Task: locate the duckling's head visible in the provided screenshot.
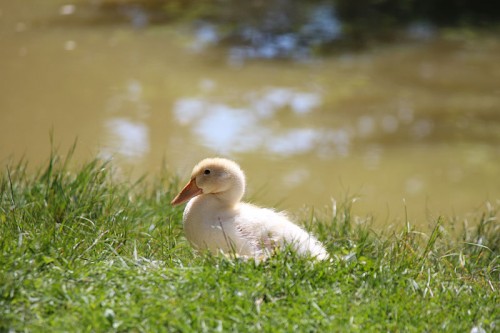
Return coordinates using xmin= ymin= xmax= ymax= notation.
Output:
xmin=171 ymin=158 xmax=246 ymax=206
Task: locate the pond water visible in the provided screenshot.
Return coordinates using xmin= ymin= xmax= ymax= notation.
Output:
xmin=1 ymin=0 xmax=499 ymax=227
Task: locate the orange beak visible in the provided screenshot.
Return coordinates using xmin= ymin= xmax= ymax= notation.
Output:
xmin=171 ymin=178 xmax=203 ymax=206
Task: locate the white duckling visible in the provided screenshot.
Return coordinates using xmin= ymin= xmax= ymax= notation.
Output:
xmin=171 ymin=158 xmax=328 ymax=260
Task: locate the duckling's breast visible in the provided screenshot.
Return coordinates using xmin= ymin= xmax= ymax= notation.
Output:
xmin=182 ymin=195 xmax=256 ymax=255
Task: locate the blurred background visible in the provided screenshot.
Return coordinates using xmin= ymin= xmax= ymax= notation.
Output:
xmin=1 ymin=0 xmax=499 ymax=226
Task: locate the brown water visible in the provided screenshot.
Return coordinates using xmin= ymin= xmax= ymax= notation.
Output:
xmin=1 ymin=1 xmax=499 ymax=226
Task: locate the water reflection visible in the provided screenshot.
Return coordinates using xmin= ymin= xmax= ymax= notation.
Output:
xmin=119 ymin=5 xmax=150 ymax=28
xmin=186 ymin=2 xmax=343 ymax=63
xmin=192 ymin=23 xmax=219 ymax=53
xmin=173 ymin=87 xmax=342 ymax=156
xmin=101 ymin=80 xmax=150 ymax=160
xmin=174 ymin=99 xmax=264 ymax=155
xmin=251 ymin=88 xmax=321 ymax=115
xmin=172 ymin=82 xmax=439 ymax=159
xmin=267 ymin=128 xmax=318 ymax=155
xmin=59 ymin=4 xmax=76 ymax=16
xmin=227 ymin=4 xmax=341 ymax=64
xmin=406 ymin=22 xmax=436 ymax=41
xmin=101 ymin=118 xmax=150 ymax=159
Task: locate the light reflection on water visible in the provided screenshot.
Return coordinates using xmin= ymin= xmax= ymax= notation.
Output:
xmin=172 ymin=87 xmax=355 ymax=157
xmin=100 ymin=80 xmax=151 ymax=160
xmin=101 ymin=118 xmax=149 ymax=159
xmin=226 ymin=3 xmax=342 ymax=64
xmin=172 ymin=83 xmax=436 ymax=161
xmin=185 ymin=2 xmax=344 ymax=64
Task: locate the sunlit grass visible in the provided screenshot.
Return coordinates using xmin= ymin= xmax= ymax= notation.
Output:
xmin=0 ymin=152 xmax=498 ymax=332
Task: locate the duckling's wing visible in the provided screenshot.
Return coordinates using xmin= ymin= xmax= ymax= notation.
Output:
xmin=236 ymin=203 xmax=329 ymax=260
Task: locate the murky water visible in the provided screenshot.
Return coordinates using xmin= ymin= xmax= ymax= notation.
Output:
xmin=1 ymin=1 xmax=499 ymax=226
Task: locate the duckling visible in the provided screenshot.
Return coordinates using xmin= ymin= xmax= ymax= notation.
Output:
xmin=171 ymin=158 xmax=328 ymax=260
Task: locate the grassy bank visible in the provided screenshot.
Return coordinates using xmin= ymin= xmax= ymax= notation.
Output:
xmin=0 ymin=154 xmax=498 ymax=332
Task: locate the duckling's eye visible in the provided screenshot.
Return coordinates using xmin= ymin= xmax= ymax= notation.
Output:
xmin=203 ymin=169 xmax=211 ymax=175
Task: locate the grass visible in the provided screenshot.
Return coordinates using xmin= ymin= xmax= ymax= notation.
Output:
xmin=0 ymin=153 xmax=498 ymax=332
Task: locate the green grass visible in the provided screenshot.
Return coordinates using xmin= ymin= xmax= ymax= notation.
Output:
xmin=1 ymin=153 xmax=498 ymax=332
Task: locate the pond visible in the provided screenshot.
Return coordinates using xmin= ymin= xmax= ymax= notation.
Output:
xmin=1 ymin=0 xmax=499 ymax=227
